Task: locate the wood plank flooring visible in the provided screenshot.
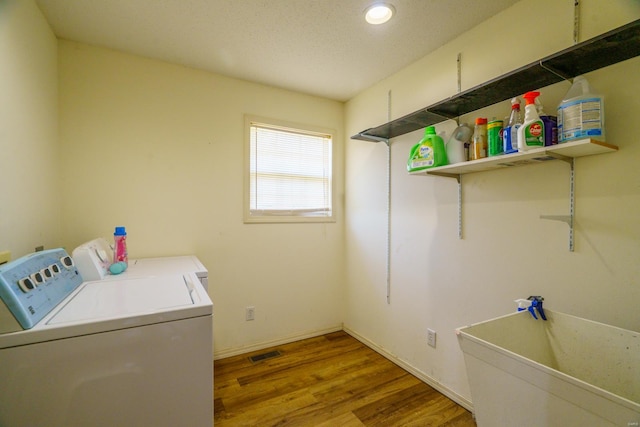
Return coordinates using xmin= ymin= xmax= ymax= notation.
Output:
xmin=214 ymin=331 xmax=476 ymax=426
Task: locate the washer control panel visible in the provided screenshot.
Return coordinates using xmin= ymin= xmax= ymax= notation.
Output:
xmin=0 ymin=248 xmax=83 ymax=332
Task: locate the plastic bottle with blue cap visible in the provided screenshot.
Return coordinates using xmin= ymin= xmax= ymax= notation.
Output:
xmin=110 ymin=226 xmax=128 ymax=275
xmin=113 ymin=226 xmax=128 ymax=268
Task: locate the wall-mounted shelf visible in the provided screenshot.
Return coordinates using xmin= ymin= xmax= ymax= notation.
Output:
xmin=410 ymin=138 xmax=618 ymax=178
xmin=410 ymin=138 xmax=618 ymax=251
xmin=351 ymin=19 xmax=640 ymax=142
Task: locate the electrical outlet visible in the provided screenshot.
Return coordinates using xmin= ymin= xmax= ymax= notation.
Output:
xmin=246 ymin=306 xmax=255 ymax=321
xmin=427 ymin=329 xmax=437 ymax=348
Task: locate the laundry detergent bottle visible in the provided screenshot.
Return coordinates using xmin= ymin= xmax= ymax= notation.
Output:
xmin=517 ymin=91 xmax=545 ymax=151
xmin=113 ymin=226 xmax=128 ymax=266
xmin=557 ymin=75 xmax=604 ymax=142
xmin=407 ymin=126 xmax=448 ymax=172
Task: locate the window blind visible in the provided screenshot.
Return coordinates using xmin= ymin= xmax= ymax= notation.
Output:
xmin=249 ymin=123 xmax=332 ymax=218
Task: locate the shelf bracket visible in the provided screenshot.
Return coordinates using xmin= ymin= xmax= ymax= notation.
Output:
xmin=539 ymin=61 xmax=574 ymax=83
xmin=544 ymin=151 xmax=572 ymax=164
xmin=540 ymin=157 xmax=576 ymax=251
xmin=428 ymin=172 xmax=461 ymax=181
xmin=540 ymin=215 xmax=572 ymax=225
xmin=357 ymin=133 xmax=390 ymax=145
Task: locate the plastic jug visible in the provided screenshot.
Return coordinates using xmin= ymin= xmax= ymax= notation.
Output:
xmin=557 ymin=75 xmax=604 ymax=142
xmin=407 ymin=126 xmax=448 ymax=172
xmin=446 ymin=124 xmax=472 ymax=164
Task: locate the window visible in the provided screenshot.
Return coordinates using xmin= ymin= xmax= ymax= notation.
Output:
xmin=245 ymin=116 xmax=334 ymax=223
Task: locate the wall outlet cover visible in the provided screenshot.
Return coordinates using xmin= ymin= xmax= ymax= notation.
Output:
xmin=427 ymin=329 xmax=437 ymax=348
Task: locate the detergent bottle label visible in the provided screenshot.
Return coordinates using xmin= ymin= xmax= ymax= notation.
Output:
xmin=410 ymin=144 xmax=434 ymax=168
xmin=558 ymin=98 xmax=603 ymax=141
xmin=523 ymin=121 xmax=544 ymax=147
xmin=503 ymin=124 xmax=520 ymax=153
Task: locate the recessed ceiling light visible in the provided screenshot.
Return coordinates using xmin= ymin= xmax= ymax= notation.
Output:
xmin=365 ymin=3 xmax=395 ymax=25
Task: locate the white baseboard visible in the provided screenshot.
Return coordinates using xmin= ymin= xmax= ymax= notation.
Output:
xmin=213 ymin=324 xmax=343 ymax=360
xmin=343 ymin=326 xmax=474 ymax=412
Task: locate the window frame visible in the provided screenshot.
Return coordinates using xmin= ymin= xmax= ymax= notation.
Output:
xmin=243 ymin=115 xmax=336 ymax=224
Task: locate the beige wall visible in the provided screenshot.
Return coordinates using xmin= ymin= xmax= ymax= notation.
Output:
xmin=58 ymin=41 xmax=346 ymax=357
xmin=0 ymin=0 xmax=59 ymax=257
xmin=345 ymin=0 xmax=640 ymax=405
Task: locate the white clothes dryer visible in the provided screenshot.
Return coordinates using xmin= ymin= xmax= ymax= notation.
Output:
xmin=0 ymin=249 xmax=213 ymax=427
xmin=72 ymin=238 xmax=209 ymax=290
xmin=126 ymin=255 xmax=209 ymax=290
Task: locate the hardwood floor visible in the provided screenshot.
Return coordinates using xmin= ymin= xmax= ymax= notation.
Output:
xmin=214 ymin=331 xmax=476 ymax=426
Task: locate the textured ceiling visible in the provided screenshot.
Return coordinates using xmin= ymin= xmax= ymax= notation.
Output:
xmin=36 ymin=0 xmax=521 ymax=102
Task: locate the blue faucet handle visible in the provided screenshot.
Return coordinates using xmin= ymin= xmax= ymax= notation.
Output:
xmin=528 ymin=296 xmax=547 ymax=321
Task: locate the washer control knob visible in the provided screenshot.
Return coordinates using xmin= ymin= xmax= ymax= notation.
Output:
xmin=41 ymin=267 xmax=53 ymax=280
xmin=60 ymin=256 xmax=74 ymax=269
xmin=18 ymin=277 xmax=36 ymax=293
xmin=30 ymin=271 xmax=45 ymax=285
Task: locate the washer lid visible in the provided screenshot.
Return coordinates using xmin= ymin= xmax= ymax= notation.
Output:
xmin=48 ymin=274 xmax=195 ymax=325
xmin=0 ymin=273 xmax=212 ymax=349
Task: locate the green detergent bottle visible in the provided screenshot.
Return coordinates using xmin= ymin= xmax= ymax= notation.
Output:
xmin=407 ymin=126 xmax=448 ymax=172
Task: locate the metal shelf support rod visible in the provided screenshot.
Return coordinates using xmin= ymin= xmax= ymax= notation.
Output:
xmin=540 ymin=157 xmax=575 ymax=251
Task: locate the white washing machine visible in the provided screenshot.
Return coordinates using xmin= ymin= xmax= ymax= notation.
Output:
xmin=0 ymin=248 xmax=213 ymax=427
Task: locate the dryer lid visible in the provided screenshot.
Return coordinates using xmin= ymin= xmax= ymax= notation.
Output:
xmin=127 ymin=256 xmax=207 ymax=278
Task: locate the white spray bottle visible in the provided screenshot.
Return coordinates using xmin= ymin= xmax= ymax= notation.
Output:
xmin=517 ymin=91 xmax=545 ymax=151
